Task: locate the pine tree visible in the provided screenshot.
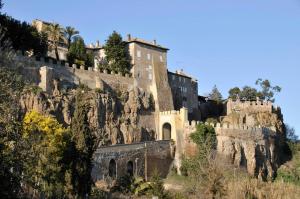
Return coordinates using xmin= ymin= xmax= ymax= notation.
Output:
xmin=70 ymin=89 xmax=95 ymax=198
xmin=208 ymin=85 xmax=223 ymax=102
xmin=103 ymin=31 xmax=131 ymax=74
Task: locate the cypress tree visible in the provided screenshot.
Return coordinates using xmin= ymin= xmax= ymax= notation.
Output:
xmin=70 ymin=89 xmax=95 ymax=198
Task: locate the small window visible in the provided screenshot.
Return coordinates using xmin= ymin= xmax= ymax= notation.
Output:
xmin=149 ymin=65 xmax=152 ymax=70
xmin=137 ymin=50 xmax=141 ymax=58
xmin=149 ymin=73 xmax=152 ymax=80
xmin=183 ymin=78 xmax=186 ymax=83
xmin=172 ymin=75 xmax=175 ymax=80
xmin=179 ymin=77 xmax=182 ymax=82
xmin=160 ymin=55 xmax=163 ymax=62
xmin=147 ymin=53 xmax=151 ymax=60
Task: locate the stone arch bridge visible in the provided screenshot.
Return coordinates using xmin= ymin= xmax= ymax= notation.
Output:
xmin=92 ymin=140 xmax=175 ymax=182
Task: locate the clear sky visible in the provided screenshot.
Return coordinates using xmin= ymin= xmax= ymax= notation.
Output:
xmin=2 ymin=0 xmax=300 ymax=136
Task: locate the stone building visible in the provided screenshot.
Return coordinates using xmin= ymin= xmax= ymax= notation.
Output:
xmin=167 ymin=69 xmax=200 ymax=120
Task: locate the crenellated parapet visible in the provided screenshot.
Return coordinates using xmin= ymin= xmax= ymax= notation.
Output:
xmin=226 ymin=97 xmax=278 ymax=115
xmin=183 ymin=120 xmax=274 ymax=138
xmin=14 ymin=54 xmax=133 ymax=78
xmin=159 ymin=108 xmax=187 ymax=116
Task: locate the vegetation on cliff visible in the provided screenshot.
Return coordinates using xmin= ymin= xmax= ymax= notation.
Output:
xmin=228 ymin=78 xmax=281 ymax=102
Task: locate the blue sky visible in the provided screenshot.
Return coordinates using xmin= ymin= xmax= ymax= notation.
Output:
xmin=3 ymin=0 xmax=300 ymax=136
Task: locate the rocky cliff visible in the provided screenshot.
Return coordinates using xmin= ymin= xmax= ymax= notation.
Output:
xmin=19 ymin=85 xmax=156 ymax=146
xmin=216 ymin=99 xmax=288 ymax=180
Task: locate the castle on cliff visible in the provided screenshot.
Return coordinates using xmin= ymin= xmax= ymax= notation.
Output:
xmin=16 ymin=19 xmax=284 ymax=181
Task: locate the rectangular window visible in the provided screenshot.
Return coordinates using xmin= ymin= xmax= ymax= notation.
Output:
xmin=137 ymin=50 xmax=141 ymax=58
xmin=160 ymin=55 xmax=163 ymax=62
xmin=172 ymin=75 xmax=175 ymax=80
xmin=179 ymin=77 xmax=182 ymax=82
xmin=149 ymin=65 xmax=152 ymax=70
xmin=147 ymin=53 xmax=151 ymax=60
xmin=149 ymin=73 xmax=152 ymax=80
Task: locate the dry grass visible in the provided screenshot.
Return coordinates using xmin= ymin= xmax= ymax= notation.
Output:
xmin=226 ymin=177 xmax=300 ymax=199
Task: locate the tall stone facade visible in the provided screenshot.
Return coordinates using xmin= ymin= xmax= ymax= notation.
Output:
xmin=168 ymin=70 xmax=200 ymax=120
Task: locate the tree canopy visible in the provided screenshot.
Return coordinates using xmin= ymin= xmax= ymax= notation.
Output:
xmin=64 ymin=26 xmax=79 ymax=50
xmin=70 ymin=88 xmax=95 ymax=198
xmin=22 ymin=111 xmax=71 ymax=198
xmin=45 ymin=23 xmax=65 ymax=60
xmin=103 ymin=31 xmax=131 ymax=73
xmin=67 ymin=36 xmax=94 ymax=67
xmin=0 ymin=14 xmax=47 ymax=55
xmin=228 ymin=78 xmax=281 ymax=102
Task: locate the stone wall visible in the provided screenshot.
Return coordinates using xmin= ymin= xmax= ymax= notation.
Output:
xmin=15 ymin=55 xmax=134 ymax=92
xmin=92 ymin=140 xmax=175 ymax=182
xmin=226 ymin=98 xmax=277 ymax=115
xmin=168 ymin=71 xmax=199 ymax=116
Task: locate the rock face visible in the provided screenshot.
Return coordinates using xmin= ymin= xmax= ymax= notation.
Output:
xmin=19 ymin=86 xmax=155 ymax=146
xmin=216 ymin=127 xmax=279 ymax=180
xmin=216 ymin=98 xmax=287 ymax=180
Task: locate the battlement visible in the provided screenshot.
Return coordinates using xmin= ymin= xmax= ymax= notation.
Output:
xmin=226 ymin=98 xmax=279 ymax=114
xmin=184 ymin=121 xmax=273 ymax=135
xmin=14 ymin=54 xmax=133 ymax=79
xmin=159 ymin=107 xmax=188 ymax=116
xmin=160 ymin=110 xmax=181 ymax=116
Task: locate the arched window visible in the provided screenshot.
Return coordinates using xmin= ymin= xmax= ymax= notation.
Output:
xmin=127 ymin=161 xmax=134 ymax=176
xmin=162 ymin=123 xmax=172 ymax=140
xmin=109 ymin=159 xmax=117 ymax=178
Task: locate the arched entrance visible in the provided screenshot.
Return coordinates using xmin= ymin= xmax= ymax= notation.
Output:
xmin=127 ymin=161 xmax=134 ymax=176
xmin=162 ymin=123 xmax=172 ymax=140
xmin=109 ymin=159 xmax=117 ymax=178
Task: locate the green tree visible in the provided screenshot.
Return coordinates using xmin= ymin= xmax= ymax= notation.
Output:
xmin=68 ymin=36 xmax=86 ymax=64
xmin=103 ymin=31 xmax=131 ymax=73
xmin=0 ymin=15 xmax=47 ymax=55
xmin=208 ymin=85 xmax=223 ymax=102
xmin=64 ymin=26 xmax=79 ymax=50
xmin=45 ymin=23 xmax=64 ymax=60
xmin=0 ymin=35 xmax=24 ymax=198
xmin=228 ymin=87 xmax=241 ymax=100
xmin=67 ymin=36 xmax=94 ymax=67
xmin=240 ymin=86 xmax=258 ymax=101
xmin=256 ymin=78 xmax=281 ymax=102
xmin=70 ymin=88 xmax=95 ymax=198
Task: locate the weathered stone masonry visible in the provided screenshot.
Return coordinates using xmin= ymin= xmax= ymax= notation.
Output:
xmin=92 ymin=140 xmax=175 ymax=182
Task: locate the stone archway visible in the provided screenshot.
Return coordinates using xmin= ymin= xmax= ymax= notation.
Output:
xmin=162 ymin=123 xmax=172 ymax=140
xmin=127 ymin=161 xmax=134 ymax=176
xmin=109 ymin=159 xmax=117 ymax=178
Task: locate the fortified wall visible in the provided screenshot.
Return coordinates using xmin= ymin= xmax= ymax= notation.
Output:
xmin=15 ymin=55 xmax=134 ymax=92
xmin=92 ymin=140 xmax=175 ymax=182
xmin=226 ymin=97 xmax=279 ymax=115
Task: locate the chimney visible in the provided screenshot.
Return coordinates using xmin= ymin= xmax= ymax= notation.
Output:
xmin=153 ymin=39 xmax=157 ymax=45
xmin=127 ymin=34 xmax=131 ymax=41
xmin=96 ymin=40 xmax=100 ymax=47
